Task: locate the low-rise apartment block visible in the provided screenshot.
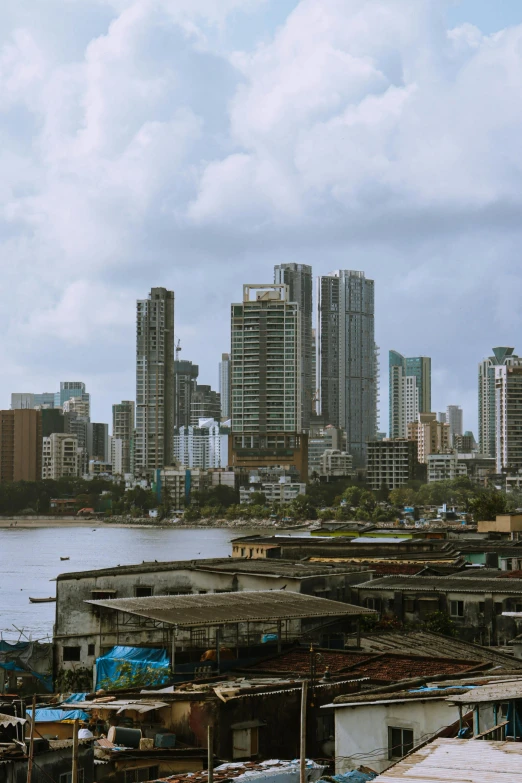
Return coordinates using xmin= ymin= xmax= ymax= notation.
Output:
xmin=367 ymin=438 xmax=419 ymax=490
xmin=42 ymin=433 xmax=80 ymax=479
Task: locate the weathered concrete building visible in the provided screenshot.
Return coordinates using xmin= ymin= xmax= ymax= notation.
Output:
xmin=54 ymin=559 xmax=373 ymax=677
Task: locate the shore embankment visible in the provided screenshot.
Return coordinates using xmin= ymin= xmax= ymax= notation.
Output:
xmin=0 ymin=516 xmax=312 ymax=530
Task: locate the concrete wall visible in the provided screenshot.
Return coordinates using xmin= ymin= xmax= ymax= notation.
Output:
xmin=478 ymin=515 xmax=522 ymax=533
xmin=334 ymin=700 xmax=461 ymax=774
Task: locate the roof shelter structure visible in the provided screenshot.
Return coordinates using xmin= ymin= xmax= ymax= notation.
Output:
xmin=372 ymin=737 xmax=522 ymax=782
xmin=86 ymin=591 xmax=375 ymax=671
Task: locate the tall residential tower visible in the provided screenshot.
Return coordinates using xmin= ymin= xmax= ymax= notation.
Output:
xmin=274 ymin=264 xmax=313 ymax=430
xmin=230 ymin=284 xmax=307 ymax=478
xmin=389 ymin=351 xmax=419 ymax=439
xmin=317 ymin=270 xmax=377 ymax=466
xmin=135 ymin=287 xmax=175 ymax=473
xmin=479 ymin=347 xmax=519 ymax=458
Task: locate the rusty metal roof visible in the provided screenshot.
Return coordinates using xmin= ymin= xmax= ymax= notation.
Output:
xmin=86 ymin=590 xmax=375 ymax=627
xmin=356 ymin=575 xmax=522 ymax=593
xmin=373 ymin=737 xmax=522 ymax=782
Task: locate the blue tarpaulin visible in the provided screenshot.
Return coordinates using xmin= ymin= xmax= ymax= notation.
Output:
xmin=95 ymin=646 xmax=170 ymax=690
xmin=27 ymin=709 xmax=90 ymax=723
xmin=0 ymin=641 xmax=53 ymax=693
xmin=63 ymin=693 xmax=89 ymax=703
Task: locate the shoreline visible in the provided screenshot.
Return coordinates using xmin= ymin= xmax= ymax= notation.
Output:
xmin=0 ymin=517 xmax=312 ymax=531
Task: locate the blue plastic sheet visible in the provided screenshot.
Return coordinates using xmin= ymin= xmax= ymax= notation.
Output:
xmin=27 ymin=709 xmax=90 ymax=723
xmin=95 ymin=645 xmax=170 ymax=690
xmin=0 ymin=641 xmax=53 ymax=693
xmin=63 ymin=693 xmax=89 ymax=703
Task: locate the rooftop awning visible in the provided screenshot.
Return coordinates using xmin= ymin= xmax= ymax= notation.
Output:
xmin=0 ymin=713 xmax=26 ymax=727
xmin=86 ymin=590 xmax=375 ymax=628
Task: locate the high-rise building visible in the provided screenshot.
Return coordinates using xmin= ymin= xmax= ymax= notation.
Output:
xmin=62 ymin=396 xmax=90 ymax=419
xmin=11 ymin=392 xmax=56 ymax=409
xmin=389 ymin=351 xmax=419 ymax=439
xmin=367 ymin=439 xmax=419 ymax=491
xmin=42 ymin=433 xmax=80 ymax=479
xmin=174 ymin=360 xmax=199 ymax=429
xmin=479 ymin=347 xmax=519 ymax=458
xmin=0 ymin=409 xmax=42 ymax=482
xmin=317 ymin=270 xmax=377 ymax=466
xmin=219 ymin=353 xmax=231 ymax=420
xmin=403 ymin=357 xmax=431 ymax=413
xmin=112 ymin=401 xmax=135 ymax=475
xmin=408 ymin=412 xmax=450 ymax=464
xmin=446 ymin=405 xmax=463 ymax=446
xmin=274 ymin=263 xmax=313 ymax=430
xmin=311 ymin=328 xmax=317 ymax=415
xmin=230 ymin=283 xmax=308 ymax=478
xmin=135 ymin=287 xmax=175 ymax=473
xmin=110 ymin=437 xmax=124 ymax=476
xmin=55 ymin=382 xmax=89 ymax=411
xmin=495 ymin=363 xmax=522 ymax=473
xmin=190 ymin=385 xmax=221 ymax=425
xmin=174 ymin=419 xmax=229 ymax=469
xmin=87 ymin=422 xmax=109 ymax=462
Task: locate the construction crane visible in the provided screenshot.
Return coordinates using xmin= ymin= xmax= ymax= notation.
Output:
xmin=175 ymin=339 xmax=182 ymax=355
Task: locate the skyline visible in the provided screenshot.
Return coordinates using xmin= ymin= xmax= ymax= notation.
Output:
xmin=3 ymin=1 xmax=522 ymax=432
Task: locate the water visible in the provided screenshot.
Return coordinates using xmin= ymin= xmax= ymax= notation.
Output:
xmin=0 ymin=526 xmax=265 ymax=642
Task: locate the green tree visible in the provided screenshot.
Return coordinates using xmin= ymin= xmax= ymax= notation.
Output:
xmin=469 ymin=490 xmax=508 ymax=522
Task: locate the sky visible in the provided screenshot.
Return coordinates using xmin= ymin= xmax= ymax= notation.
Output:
xmin=2 ymin=0 xmax=522 ymax=434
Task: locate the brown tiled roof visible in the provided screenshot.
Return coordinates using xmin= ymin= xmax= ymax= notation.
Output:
xmin=246 ymin=647 xmax=374 ymax=674
xmin=345 ymin=654 xmax=481 ymax=682
xmin=498 ymin=570 xmax=522 ymax=578
xmin=369 ymin=563 xmax=425 ymax=576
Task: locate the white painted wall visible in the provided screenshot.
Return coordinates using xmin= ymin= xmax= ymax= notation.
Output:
xmin=334 ymin=699 xmax=461 ymax=774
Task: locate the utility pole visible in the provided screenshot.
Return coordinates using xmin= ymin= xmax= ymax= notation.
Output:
xmin=26 ymin=694 xmax=36 ymax=783
xmin=300 ymin=680 xmax=308 ymax=783
xmin=72 ymin=719 xmax=79 ymax=783
xmin=207 ymin=724 xmax=214 ymax=783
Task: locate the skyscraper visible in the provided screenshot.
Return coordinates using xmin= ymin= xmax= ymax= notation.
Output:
xmin=174 ymin=360 xmax=199 ymax=428
xmin=446 ymin=405 xmax=463 ymax=446
xmin=495 ymin=363 xmax=522 ymax=473
xmin=135 ymin=287 xmax=175 ymax=473
xmin=219 ymin=353 xmax=231 ymax=420
xmin=389 ymin=351 xmax=419 ymax=439
xmin=274 ymin=263 xmax=313 ymax=430
xmin=190 ymin=385 xmax=221 ymax=425
xmin=479 ymin=347 xmax=519 ymax=458
xmin=112 ymin=401 xmax=135 ymax=474
xmin=230 ymin=283 xmax=307 ymax=478
xmin=0 ymin=409 xmax=42 ymax=482
xmin=55 ymin=382 xmax=90 ymax=411
xmin=317 ymin=270 xmax=377 ymax=466
xmin=405 ymin=357 xmax=431 ymax=413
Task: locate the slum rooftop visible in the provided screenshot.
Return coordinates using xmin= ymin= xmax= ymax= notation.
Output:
xmin=373 ymin=737 xmax=522 ymax=783
xmin=56 ymin=556 xmax=372 ymax=580
xmin=87 ymin=590 xmax=376 ymax=627
xmin=355 ymin=574 xmax=522 ymax=592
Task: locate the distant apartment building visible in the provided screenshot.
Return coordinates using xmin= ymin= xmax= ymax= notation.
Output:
xmin=320 ymin=449 xmax=353 ymax=479
xmin=427 ymin=453 xmax=467 ymax=483
xmin=230 ymin=284 xmax=308 ymax=479
xmin=112 ymin=400 xmax=135 ymax=474
xmin=408 ymin=413 xmax=450 ymax=464
xmin=42 ymin=433 xmax=80 ymax=480
xmin=240 ymin=475 xmax=306 ymax=505
xmin=135 ymin=287 xmax=175 ymax=473
xmin=55 ymin=382 xmax=90 ymax=412
xmin=495 ymin=363 xmax=522 ymax=473
xmin=454 ymin=432 xmax=476 ymax=452
xmin=62 ymin=395 xmax=90 ymax=419
xmin=446 ymin=405 xmax=463 ymax=446
xmin=173 ymin=419 xmax=230 ymax=469
xmin=174 ymin=360 xmax=199 ymax=428
xmin=11 ymin=392 xmax=55 ymax=409
xmin=389 ymin=351 xmax=419 ymax=438
xmin=317 ymin=270 xmax=377 ymax=466
xmin=405 ymin=357 xmax=431 ymax=413
xmin=219 ymin=353 xmax=231 ymax=420
xmin=479 ymin=347 xmax=519 ymax=458
xmin=87 ymin=422 xmax=109 ymax=462
xmin=41 ymin=408 xmax=65 ymax=438
xmin=110 ymin=437 xmax=124 ymax=476
xmin=274 ymin=263 xmax=313 ymax=430
xmin=308 ymin=425 xmax=344 ymax=476
xmin=88 ymin=460 xmax=112 ymax=477
xmin=0 ymin=409 xmax=42 ymax=482
xmin=311 ymin=328 xmax=317 ymax=415
xmin=367 ymin=439 xmax=419 ymax=491
xmin=190 ymin=385 xmax=221 ymax=425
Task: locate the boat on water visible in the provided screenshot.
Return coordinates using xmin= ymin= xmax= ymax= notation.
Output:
xmin=60 ymin=556 xmax=70 ymax=561
xmin=29 ymin=597 xmax=56 ymax=604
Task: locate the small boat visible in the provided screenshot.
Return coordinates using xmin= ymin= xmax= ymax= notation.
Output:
xmin=60 ymin=556 xmax=70 ymax=561
xmin=29 ymin=597 xmax=56 ymax=604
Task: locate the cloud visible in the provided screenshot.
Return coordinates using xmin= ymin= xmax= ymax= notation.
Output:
xmin=0 ymin=0 xmax=522 ymax=430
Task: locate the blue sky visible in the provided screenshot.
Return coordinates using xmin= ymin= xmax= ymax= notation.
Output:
xmin=1 ymin=0 xmax=522 ymax=436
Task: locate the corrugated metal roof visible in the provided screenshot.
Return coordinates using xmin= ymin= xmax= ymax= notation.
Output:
xmin=86 ymin=590 xmax=375 ymax=627
xmin=0 ymin=713 xmax=25 ymax=727
xmin=58 ymin=557 xmax=367 ymax=581
xmin=356 ymin=575 xmax=522 ymax=593
xmin=373 ymin=737 xmax=522 ymax=782
xmin=448 ymin=679 xmax=522 ymax=704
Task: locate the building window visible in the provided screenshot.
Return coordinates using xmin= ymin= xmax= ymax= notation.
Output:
xmin=88 ymin=644 xmax=95 ymax=656
xmin=135 ymin=586 xmax=153 ymax=597
xmin=404 ymin=598 xmax=414 ymax=613
xmin=63 ymin=646 xmax=81 ymax=662
xmin=494 ymin=602 xmax=504 ymax=615
xmin=60 ymin=771 xmax=84 ymax=783
xmin=479 ymin=602 xmax=485 ymax=614
xmin=450 ymin=600 xmax=464 ymax=617
xmin=123 ymin=767 xmax=159 ymax=783
xmin=388 ymin=727 xmax=414 ymax=759
xmin=317 ymin=712 xmax=335 ymax=741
